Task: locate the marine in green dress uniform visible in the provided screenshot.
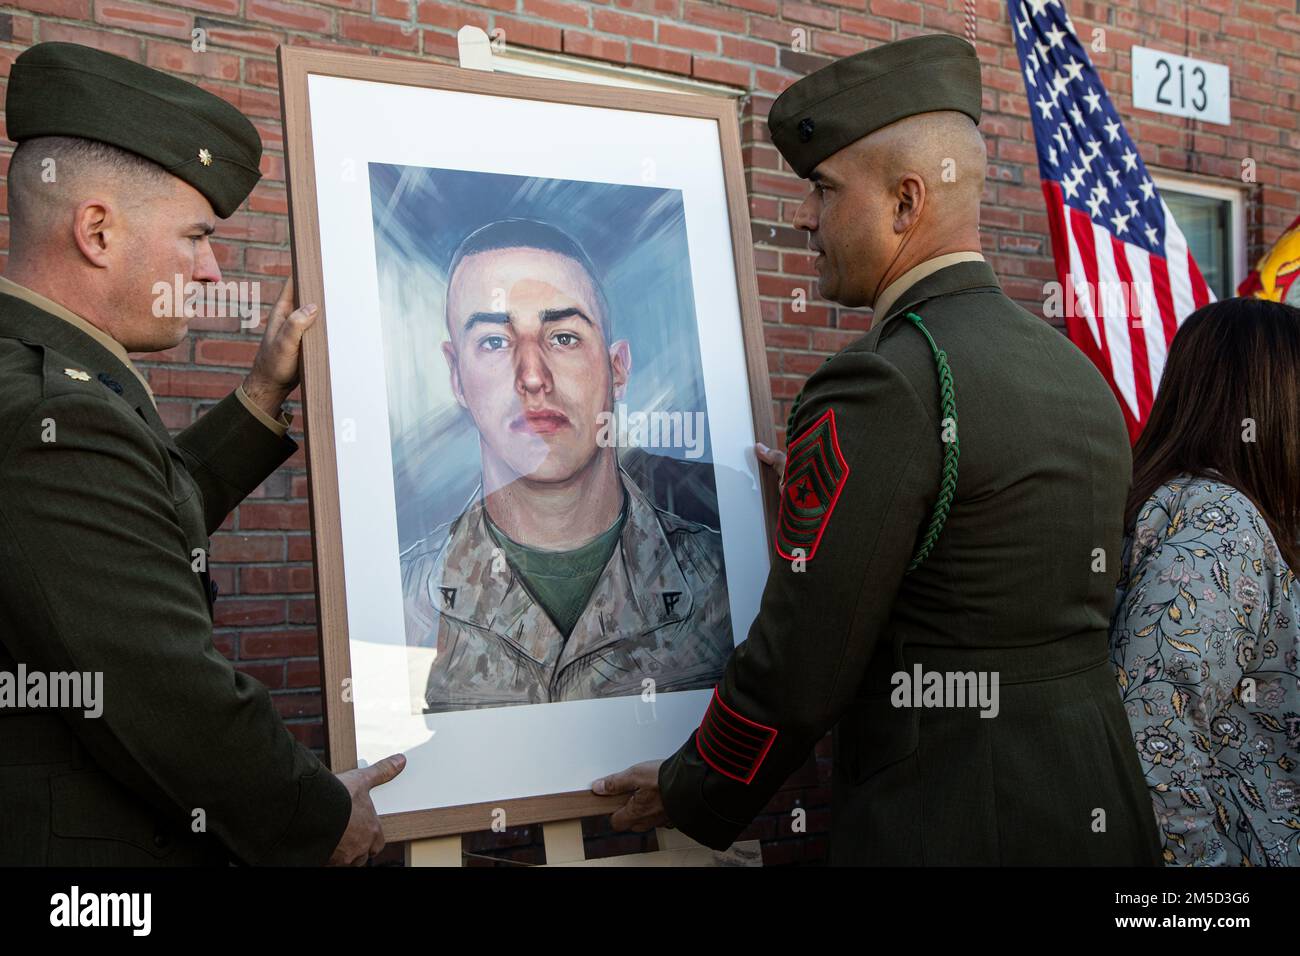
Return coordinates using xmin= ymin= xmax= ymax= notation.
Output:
xmin=0 ymin=43 xmax=400 ymax=865
xmin=594 ymin=35 xmax=1162 ymax=865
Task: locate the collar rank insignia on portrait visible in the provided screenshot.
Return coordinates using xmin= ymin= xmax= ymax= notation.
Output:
xmin=662 ymin=591 xmax=682 ymax=618
xmin=63 ymin=368 xmax=91 ymax=382
xmin=776 ymin=408 xmax=848 ymax=563
xmin=438 ymin=586 xmax=457 ymax=609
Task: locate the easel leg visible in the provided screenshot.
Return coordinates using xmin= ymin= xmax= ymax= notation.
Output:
xmin=405 ymin=835 xmax=464 ymax=866
xmin=542 ymin=819 xmax=586 ymax=863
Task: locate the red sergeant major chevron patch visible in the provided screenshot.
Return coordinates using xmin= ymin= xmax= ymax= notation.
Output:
xmin=776 ymin=408 xmax=848 ymax=562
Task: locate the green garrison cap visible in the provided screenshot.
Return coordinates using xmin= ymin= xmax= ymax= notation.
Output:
xmin=768 ymin=34 xmax=982 ymax=179
xmin=5 ymin=42 xmax=262 ymax=218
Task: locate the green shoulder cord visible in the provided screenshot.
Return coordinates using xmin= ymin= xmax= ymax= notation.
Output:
xmin=902 ymin=311 xmax=958 ymax=572
xmin=781 ymin=311 xmax=958 ymax=573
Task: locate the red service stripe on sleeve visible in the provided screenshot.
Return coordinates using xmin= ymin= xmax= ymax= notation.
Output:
xmin=694 ymin=688 xmax=778 ymax=785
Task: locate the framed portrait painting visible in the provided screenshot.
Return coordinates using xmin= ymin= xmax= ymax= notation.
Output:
xmin=278 ymin=46 xmax=777 ymax=840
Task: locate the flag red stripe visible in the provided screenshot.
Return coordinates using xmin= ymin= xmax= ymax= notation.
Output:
xmin=1147 ymin=252 xmax=1179 ymax=353
xmin=1042 ymin=182 xmax=1140 ymax=443
xmin=1067 ymin=205 xmax=1140 ymax=442
xmin=1188 ymin=249 xmax=1211 ymax=308
xmin=1109 ymin=233 xmax=1153 ymax=422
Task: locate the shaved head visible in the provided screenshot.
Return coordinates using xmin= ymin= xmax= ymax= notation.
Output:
xmin=848 ymin=110 xmax=986 ymax=225
xmin=8 ymin=136 xmax=171 ymax=252
xmin=793 ymin=110 xmax=987 ymax=311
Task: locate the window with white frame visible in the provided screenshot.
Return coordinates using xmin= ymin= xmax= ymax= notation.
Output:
xmin=1151 ymin=172 xmax=1246 ymax=300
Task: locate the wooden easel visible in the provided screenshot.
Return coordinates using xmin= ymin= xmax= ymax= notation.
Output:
xmin=405 ymin=822 xmax=760 ymax=867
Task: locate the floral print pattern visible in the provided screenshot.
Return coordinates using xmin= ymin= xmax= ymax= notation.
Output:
xmin=1110 ymin=476 xmax=1300 ymax=866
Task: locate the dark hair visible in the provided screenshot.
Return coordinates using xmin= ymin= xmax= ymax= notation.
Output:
xmin=1127 ymin=296 xmax=1300 ymax=569
xmin=444 ymin=217 xmax=610 ymax=340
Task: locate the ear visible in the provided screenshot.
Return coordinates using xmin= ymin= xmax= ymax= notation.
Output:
xmin=71 ymin=198 xmax=113 ymax=268
xmin=442 ymin=339 xmax=468 ymax=410
xmin=894 ymin=172 xmax=926 ymax=234
xmin=609 ymin=339 xmax=631 ymax=401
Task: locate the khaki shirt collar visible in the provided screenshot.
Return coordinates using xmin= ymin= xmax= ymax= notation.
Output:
xmin=430 ymin=468 xmax=694 ymax=669
xmin=0 ymin=275 xmax=155 ymax=404
xmin=871 ymin=251 xmax=986 ymax=324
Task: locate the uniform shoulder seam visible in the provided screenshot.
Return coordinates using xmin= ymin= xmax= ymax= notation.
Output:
xmin=797 ymin=344 xmax=929 ymax=428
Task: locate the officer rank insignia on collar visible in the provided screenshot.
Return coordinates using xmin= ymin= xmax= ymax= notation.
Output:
xmin=776 ymin=408 xmax=848 ymax=563
xmin=63 ymin=368 xmax=91 ymax=381
xmin=198 ymin=148 xmax=213 ymax=166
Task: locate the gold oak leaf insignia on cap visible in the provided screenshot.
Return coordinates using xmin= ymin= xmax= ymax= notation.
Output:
xmin=63 ymin=368 xmax=91 ymax=382
xmin=776 ymin=407 xmax=848 ymax=562
xmin=198 ymin=148 xmax=213 ymax=167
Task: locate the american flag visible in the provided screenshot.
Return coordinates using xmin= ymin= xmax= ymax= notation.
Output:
xmin=1009 ymin=0 xmax=1214 ymax=442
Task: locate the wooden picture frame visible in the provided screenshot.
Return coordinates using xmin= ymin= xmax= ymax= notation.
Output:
xmin=278 ymin=45 xmax=777 ymax=842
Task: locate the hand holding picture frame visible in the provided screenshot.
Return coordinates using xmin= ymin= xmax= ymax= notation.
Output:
xmin=278 ymin=45 xmax=777 ymax=842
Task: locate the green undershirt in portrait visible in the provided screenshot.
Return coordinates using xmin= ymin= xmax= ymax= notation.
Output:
xmin=484 ymin=490 xmax=628 ymax=638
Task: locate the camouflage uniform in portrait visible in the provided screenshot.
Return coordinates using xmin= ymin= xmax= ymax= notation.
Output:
xmin=401 ymin=469 xmax=733 ymax=711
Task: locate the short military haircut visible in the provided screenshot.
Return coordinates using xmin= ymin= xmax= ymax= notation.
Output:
xmin=445 ymin=217 xmax=611 ymax=342
xmin=8 ymin=135 xmax=172 ymax=241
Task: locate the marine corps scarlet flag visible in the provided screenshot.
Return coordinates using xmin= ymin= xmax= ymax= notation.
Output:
xmin=1238 ymin=212 xmax=1300 ymax=304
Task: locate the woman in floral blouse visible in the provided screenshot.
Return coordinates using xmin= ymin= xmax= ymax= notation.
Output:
xmin=1111 ymin=297 xmax=1299 ymax=866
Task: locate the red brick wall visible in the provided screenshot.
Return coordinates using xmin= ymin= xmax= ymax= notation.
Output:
xmin=1 ymin=0 xmax=1295 ymax=866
